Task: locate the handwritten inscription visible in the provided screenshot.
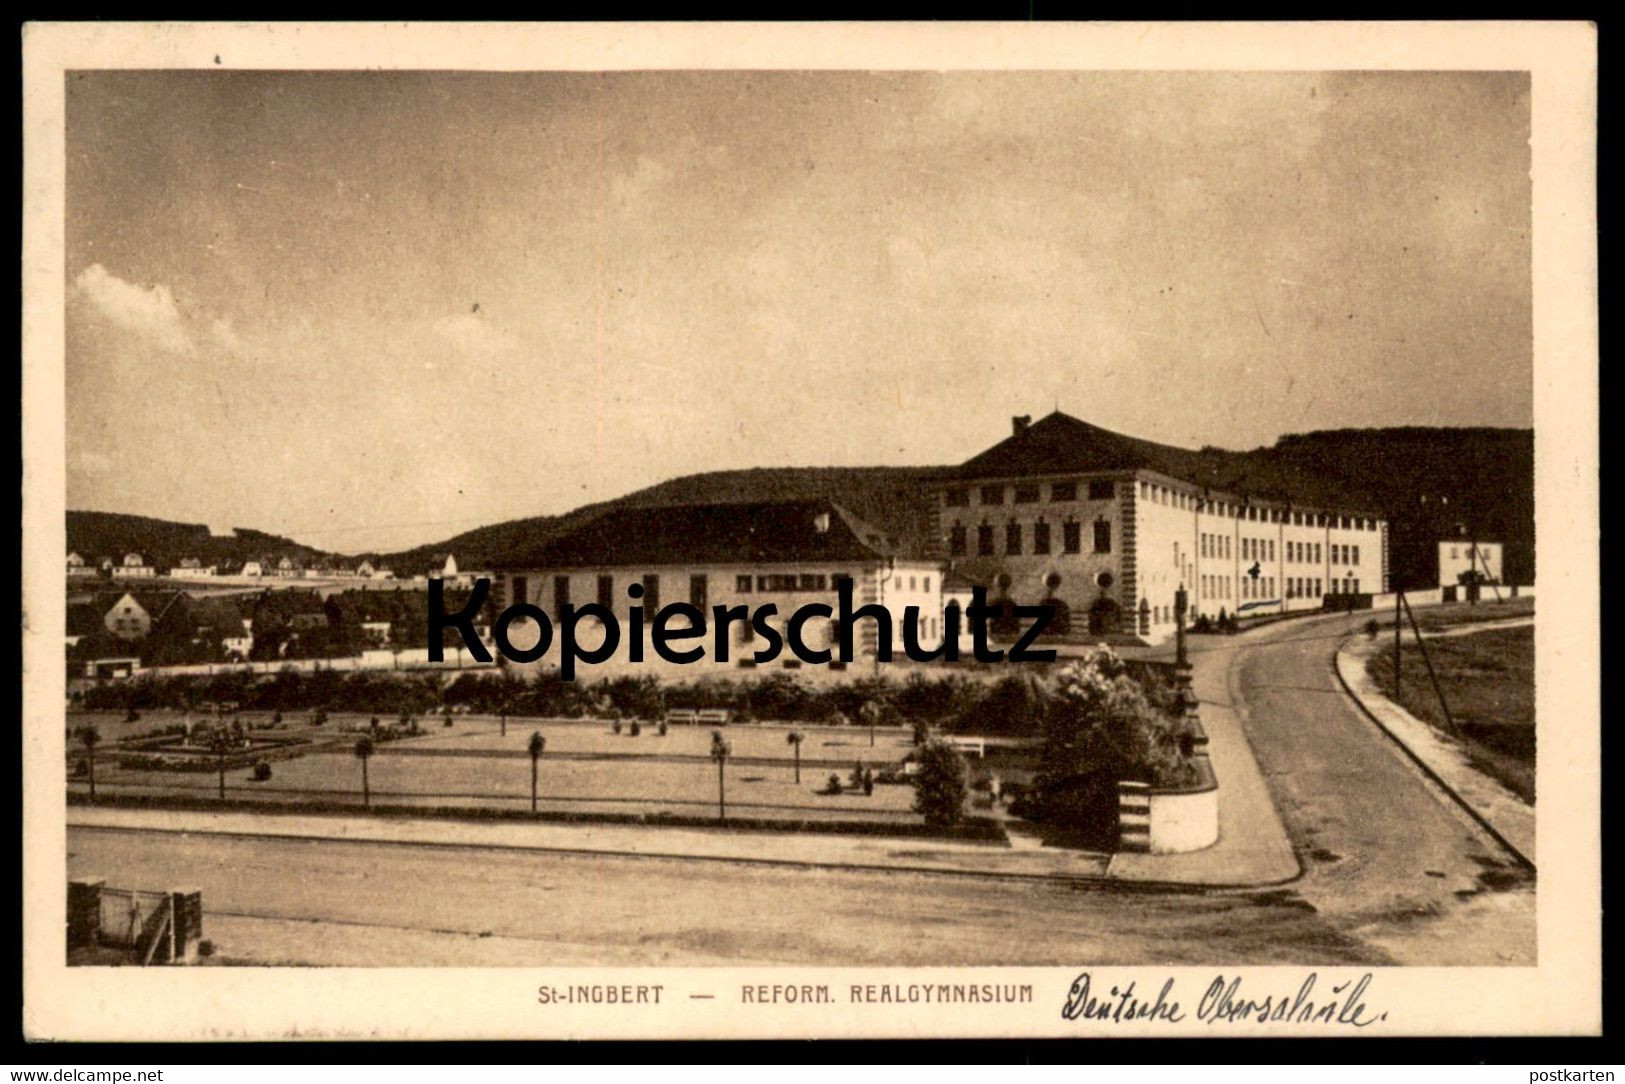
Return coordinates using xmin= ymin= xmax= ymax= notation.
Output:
xmin=1063 ymin=972 xmax=1387 ymax=1027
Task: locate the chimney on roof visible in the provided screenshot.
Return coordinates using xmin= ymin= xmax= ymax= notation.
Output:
xmin=1012 ymin=414 xmax=1033 ymax=437
xmin=812 ymin=512 xmax=831 ymax=534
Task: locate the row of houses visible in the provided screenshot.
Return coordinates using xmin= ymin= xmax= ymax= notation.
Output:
xmin=66 ymin=583 xmax=487 ymax=677
xmin=66 ymin=551 xmax=478 ymax=585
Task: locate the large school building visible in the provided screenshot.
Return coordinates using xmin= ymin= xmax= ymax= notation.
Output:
xmin=938 ymin=412 xmax=1389 ymax=642
xmin=491 ymin=411 xmax=1390 ymax=676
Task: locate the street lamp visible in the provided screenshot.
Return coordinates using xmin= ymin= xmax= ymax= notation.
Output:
xmin=710 ymin=731 xmax=732 ymax=823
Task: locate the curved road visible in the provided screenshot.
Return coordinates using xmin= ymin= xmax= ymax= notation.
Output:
xmin=66 ymin=612 xmax=1534 ymax=966
xmin=1212 ymin=611 xmax=1534 ymax=965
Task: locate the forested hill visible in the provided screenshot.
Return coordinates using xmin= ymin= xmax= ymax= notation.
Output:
xmin=1249 ymin=427 xmax=1534 ymax=588
xmin=68 ymin=426 xmax=1533 ymax=589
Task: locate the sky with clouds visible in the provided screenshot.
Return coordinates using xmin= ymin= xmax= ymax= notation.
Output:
xmin=65 ymin=70 xmax=1531 ymax=553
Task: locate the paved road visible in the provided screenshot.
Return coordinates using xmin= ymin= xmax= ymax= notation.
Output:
xmin=67 ymin=827 xmax=1382 ymax=967
xmin=1216 ymin=613 xmax=1534 ymax=965
xmin=65 ymin=611 xmax=1534 ymax=967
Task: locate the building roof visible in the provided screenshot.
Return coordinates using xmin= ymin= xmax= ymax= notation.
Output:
xmin=520 ymin=498 xmax=921 ymax=569
xmin=951 ymin=411 xmax=1382 ymax=515
xmin=952 ymin=412 xmax=1223 ymax=483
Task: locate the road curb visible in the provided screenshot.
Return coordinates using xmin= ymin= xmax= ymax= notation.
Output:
xmin=1330 ymin=635 xmax=1534 ymax=872
xmin=64 ymin=809 xmax=1308 ymax=895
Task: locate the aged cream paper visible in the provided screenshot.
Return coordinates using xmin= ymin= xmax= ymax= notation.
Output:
xmin=22 ymin=21 xmax=1598 ymax=1040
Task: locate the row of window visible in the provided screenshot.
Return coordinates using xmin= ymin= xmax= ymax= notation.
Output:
xmin=1285 ymin=578 xmax=1324 ymax=599
xmin=1200 ymin=533 xmax=1231 ymax=560
xmin=948 ymin=520 xmax=1111 ymax=558
xmin=945 ymin=480 xmax=1117 ymax=508
xmin=514 ymin=571 xmax=936 ymax=615
xmin=1139 ymin=481 xmax=1378 ymax=530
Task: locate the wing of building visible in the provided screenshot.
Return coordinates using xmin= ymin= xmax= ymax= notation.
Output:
xmin=493 ymin=497 xmax=949 ymax=679
xmin=938 ymin=412 xmax=1389 ymax=639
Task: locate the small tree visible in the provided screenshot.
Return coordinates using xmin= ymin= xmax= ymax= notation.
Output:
xmin=786 ymin=728 xmax=805 ymax=784
xmin=912 ymin=739 xmax=968 ymax=828
xmin=860 ymin=699 xmax=883 ymax=747
xmin=527 ymin=732 xmax=546 ymax=813
xmin=354 ymin=735 xmax=375 ymax=808
xmin=76 ymin=724 xmax=100 ymax=802
xmin=710 ymin=731 xmax=732 ymax=823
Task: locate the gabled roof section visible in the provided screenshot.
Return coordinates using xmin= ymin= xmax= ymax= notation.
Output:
xmin=951 ymin=412 xmax=1209 ymax=482
xmin=520 ymin=499 xmax=919 ymax=569
xmin=949 ymin=411 xmax=1381 ymax=513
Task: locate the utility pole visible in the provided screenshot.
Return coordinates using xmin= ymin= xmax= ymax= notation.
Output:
xmin=1393 ymin=590 xmax=1402 ymax=697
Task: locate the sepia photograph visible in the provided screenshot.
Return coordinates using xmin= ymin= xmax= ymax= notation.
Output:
xmin=21 ymin=22 xmax=1598 ymax=1041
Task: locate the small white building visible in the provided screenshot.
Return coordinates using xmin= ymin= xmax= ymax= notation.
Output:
xmin=66 ymin=552 xmax=98 ymax=577
xmin=172 ymin=557 xmax=217 ymax=578
xmin=110 ymin=552 xmax=156 ymax=579
xmin=1438 ymin=540 xmax=1503 ymax=588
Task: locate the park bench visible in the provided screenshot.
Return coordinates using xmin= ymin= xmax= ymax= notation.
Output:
xmin=946 ymin=736 xmax=986 ymax=759
xmin=664 ymin=708 xmax=698 ymax=726
xmin=695 ymin=708 xmax=733 ymax=726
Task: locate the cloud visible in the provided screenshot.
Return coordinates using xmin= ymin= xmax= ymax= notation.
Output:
xmin=72 ymin=263 xmax=194 ymax=354
xmin=430 ymin=311 xmax=520 ymax=359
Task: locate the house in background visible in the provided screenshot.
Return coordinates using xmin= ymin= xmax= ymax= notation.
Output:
xmin=173 ymin=556 xmax=218 ymax=578
xmin=103 ymin=592 xmax=153 ymax=640
xmin=110 ymin=552 xmax=156 ymax=579
xmin=276 ymin=556 xmax=303 ymax=579
xmin=1438 ymin=539 xmax=1504 ymax=596
xmin=240 ymin=558 xmax=267 ymax=578
xmin=66 ymin=552 xmax=98 ymax=578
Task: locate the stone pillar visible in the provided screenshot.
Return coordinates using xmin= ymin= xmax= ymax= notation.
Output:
xmin=1117 ymin=781 xmax=1151 ymax=853
xmin=170 ymin=888 xmax=203 ymax=962
xmin=67 ymin=878 xmax=103 ymax=950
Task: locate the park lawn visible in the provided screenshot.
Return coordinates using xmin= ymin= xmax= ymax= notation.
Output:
xmin=1366 ymin=625 xmax=1534 ymax=803
xmin=399 ymin=716 xmax=916 ymax=762
xmin=82 ymin=743 xmax=920 ymax=823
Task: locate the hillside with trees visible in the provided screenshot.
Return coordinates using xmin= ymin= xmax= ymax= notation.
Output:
xmin=65 ymin=512 xmax=344 ymax=570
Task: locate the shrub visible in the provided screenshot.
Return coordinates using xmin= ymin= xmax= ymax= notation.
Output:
xmin=629 ymin=721 xmax=642 ymax=737
xmin=949 ymin=673 xmax=1048 ymax=737
xmin=252 ymin=761 xmax=272 ymax=781
xmin=125 ymin=709 xmax=141 ymax=723
xmin=657 ymin=721 xmax=668 ymax=737
xmin=443 ymin=716 xmax=454 ymax=727
xmin=1026 ymin=646 xmax=1200 ymax=841
xmin=197 ymin=939 xmax=215 ymax=958
xmin=912 ymin=739 xmax=969 ymax=827
xmin=611 ymin=719 xmax=623 ymax=735
xmin=824 ymin=773 xmax=843 ymax=795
